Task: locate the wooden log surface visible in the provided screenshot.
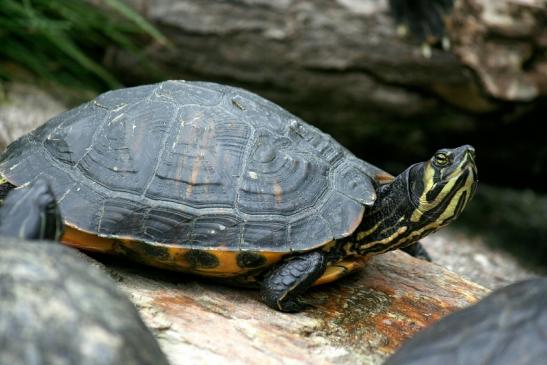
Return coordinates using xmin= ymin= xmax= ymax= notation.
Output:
xmin=104 ymin=250 xmax=489 ymax=365
xmin=115 ymin=0 xmax=547 ymax=109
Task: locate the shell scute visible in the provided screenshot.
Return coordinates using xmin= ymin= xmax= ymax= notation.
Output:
xmin=335 ymin=162 xmax=376 ymax=206
xmin=95 ymin=84 xmax=157 ymax=109
xmin=320 ymin=191 xmax=364 ymax=238
xmin=289 ymin=215 xmax=333 ymax=251
xmin=286 ymin=119 xmax=346 ymax=165
xmin=79 ymin=100 xmax=176 ymax=195
xmin=145 ymin=106 xmax=250 ymax=208
xmin=238 ymin=129 xmax=330 ymax=216
xmin=190 ymin=214 xmax=242 ymax=249
xmin=0 ymin=81 xmax=382 ymax=253
xmin=158 ymin=80 xmax=223 ymax=106
xmin=42 ymin=103 xmax=106 ymax=166
xmin=97 ymin=197 xmax=147 ymax=237
xmin=143 ymin=206 xmax=193 ymax=244
xmin=241 ymin=220 xmax=288 ymax=251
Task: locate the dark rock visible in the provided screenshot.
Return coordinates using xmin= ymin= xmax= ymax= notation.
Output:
xmin=385 ymin=277 xmax=547 ymax=365
xmin=0 ymin=238 xmax=169 ymax=365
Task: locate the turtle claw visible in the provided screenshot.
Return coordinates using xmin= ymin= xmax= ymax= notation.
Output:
xmin=276 ymin=297 xmax=314 ymax=313
xmin=260 ymin=251 xmax=327 ymax=312
xmin=401 ymin=242 xmax=432 ymax=262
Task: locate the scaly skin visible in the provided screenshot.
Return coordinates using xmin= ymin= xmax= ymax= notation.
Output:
xmin=261 ymin=251 xmax=326 ymax=312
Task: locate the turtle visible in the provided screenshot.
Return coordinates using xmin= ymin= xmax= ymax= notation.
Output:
xmin=0 ymin=178 xmax=62 ymax=240
xmin=0 ymin=80 xmax=478 ymax=312
xmin=385 ymin=277 xmax=547 ymax=365
xmin=0 ymin=183 xmax=169 ymax=365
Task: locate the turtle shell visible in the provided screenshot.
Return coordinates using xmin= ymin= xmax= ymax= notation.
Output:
xmin=0 ymin=81 xmax=385 ymax=253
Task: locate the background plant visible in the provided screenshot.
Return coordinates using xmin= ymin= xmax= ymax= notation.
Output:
xmin=0 ymin=0 xmax=165 ymax=90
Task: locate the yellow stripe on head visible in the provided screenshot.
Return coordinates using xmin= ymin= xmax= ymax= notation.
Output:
xmin=411 ymin=145 xmax=477 ymax=225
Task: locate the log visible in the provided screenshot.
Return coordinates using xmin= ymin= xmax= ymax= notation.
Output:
xmin=449 ymin=0 xmax=547 ymax=101
xmin=108 ymin=250 xmax=489 ymax=365
xmin=115 ymin=0 xmax=547 ymax=105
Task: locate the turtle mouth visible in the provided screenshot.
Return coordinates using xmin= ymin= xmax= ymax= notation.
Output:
xmin=455 ymin=150 xmax=478 ymax=196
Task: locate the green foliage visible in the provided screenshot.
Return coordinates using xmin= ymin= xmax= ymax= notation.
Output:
xmin=0 ymin=0 xmax=165 ymax=90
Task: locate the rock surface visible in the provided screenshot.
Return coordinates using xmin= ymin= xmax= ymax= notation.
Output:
xmin=103 ymin=250 xmax=489 ymax=365
xmin=0 ymin=83 xmax=65 ymax=150
xmin=0 ymin=238 xmax=169 ymax=365
xmin=422 ymin=229 xmax=542 ymax=290
xmin=385 ymin=277 xmax=547 ymax=365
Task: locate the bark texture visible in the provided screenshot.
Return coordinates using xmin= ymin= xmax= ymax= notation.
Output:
xmin=449 ymin=0 xmax=547 ymax=101
xmin=116 ymin=0 xmax=547 ymax=104
xmin=110 ymin=250 xmax=489 ymax=365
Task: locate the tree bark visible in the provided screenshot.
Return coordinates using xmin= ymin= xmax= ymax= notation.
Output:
xmin=116 ymin=0 xmax=547 ymax=105
xmin=112 ymin=250 xmax=489 ymax=365
xmin=449 ymin=0 xmax=547 ymax=101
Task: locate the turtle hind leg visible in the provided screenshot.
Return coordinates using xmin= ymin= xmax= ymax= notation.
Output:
xmin=260 ymin=251 xmax=327 ymax=312
xmin=0 ymin=178 xmax=63 ymax=240
xmin=401 ymin=241 xmax=432 ymax=262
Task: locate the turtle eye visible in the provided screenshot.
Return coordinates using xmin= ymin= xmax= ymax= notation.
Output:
xmin=433 ymin=152 xmax=450 ymax=167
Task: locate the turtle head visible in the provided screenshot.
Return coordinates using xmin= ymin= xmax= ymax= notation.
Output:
xmin=407 ymin=145 xmax=478 ymax=226
xmin=351 ymin=145 xmax=477 ymax=255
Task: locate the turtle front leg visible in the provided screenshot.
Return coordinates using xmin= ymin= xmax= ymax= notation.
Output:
xmin=260 ymin=251 xmax=327 ymax=312
xmin=401 ymin=241 xmax=432 ymax=262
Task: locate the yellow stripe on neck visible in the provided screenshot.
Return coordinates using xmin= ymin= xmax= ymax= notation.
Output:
xmin=411 ymin=160 xmax=469 ymax=223
xmin=401 ymin=171 xmax=475 ymax=247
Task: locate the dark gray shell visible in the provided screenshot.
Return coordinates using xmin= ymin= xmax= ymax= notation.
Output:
xmin=0 ymin=81 xmax=383 ymax=252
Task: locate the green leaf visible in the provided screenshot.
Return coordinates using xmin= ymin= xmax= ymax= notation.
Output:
xmin=0 ymin=0 xmax=165 ymax=90
xmin=100 ymin=0 xmax=167 ymax=45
